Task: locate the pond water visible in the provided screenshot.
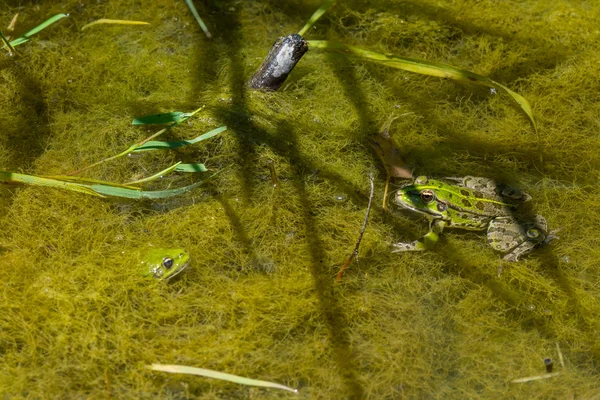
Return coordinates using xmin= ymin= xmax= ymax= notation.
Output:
xmin=1 ymin=0 xmax=599 ymax=398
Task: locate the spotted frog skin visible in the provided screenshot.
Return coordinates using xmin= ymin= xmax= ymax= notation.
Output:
xmin=138 ymin=248 xmax=190 ymax=280
xmin=391 ymin=176 xmax=555 ymax=261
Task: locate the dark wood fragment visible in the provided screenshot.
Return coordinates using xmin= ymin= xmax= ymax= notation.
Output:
xmin=248 ymin=34 xmax=308 ymax=91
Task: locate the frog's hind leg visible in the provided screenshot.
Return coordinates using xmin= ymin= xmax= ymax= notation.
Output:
xmin=392 ymin=219 xmax=446 ymax=252
xmin=487 ymin=215 xmax=548 ymax=262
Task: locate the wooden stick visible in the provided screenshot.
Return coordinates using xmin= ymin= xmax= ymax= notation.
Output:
xmin=248 ymin=34 xmax=308 ymax=91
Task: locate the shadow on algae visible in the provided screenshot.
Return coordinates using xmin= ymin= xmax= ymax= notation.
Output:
xmin=1 ymin=0 xmax=600 ymax=398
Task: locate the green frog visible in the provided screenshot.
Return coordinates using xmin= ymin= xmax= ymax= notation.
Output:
xmin=137 ymin=247 xmax=190 ymax=280
xmin=391 ymin=175 xmax=555 ymax=261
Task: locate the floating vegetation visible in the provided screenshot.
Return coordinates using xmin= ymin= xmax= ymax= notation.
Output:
xmin=148 ymin=364 xmax=298 ymax=393
xmin=69 ymin=107 xmax=218 ymax=175
xmin=184 ymin=0 xmax=211 ymax=38
xmin=3 ymin=13 xmax=68 ymax=48
xmin=0 ymin=168 xmax=215 ymax=199
xmin=132 ymin=111 xmax=195 ymax=125
xmin=298 ymin=0 xmax=336 ymax=36
xmin=511 ymin=343 xmax=566 ymax=384
xmin=308 ymin=40 xmax=537 ymax=131
xmin=80 ymin=19 xmax=150 ymax=31
xmin=6 ymin=13 xmax=19 ymax=32
xmin=133 ymin=126 xmax=226 ymax=152
xmin=0 ymin=107 xmax=225 ymax=199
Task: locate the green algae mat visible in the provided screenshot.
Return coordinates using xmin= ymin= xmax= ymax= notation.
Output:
xmin=1 ymin=0 xmax=600 ymax=398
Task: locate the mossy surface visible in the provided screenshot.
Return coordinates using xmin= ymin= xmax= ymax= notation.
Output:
xmin=1 ymin=0 xmax=599 ymax=398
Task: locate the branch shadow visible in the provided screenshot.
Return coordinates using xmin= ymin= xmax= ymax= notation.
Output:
xmin=188 ymin=1 xmax=365 ymax=396
xmin=0 ymin=63 xmax=51 ymax=210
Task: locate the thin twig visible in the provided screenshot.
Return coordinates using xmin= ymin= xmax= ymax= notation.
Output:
xmin=336 ymin=172 xmax=375 ymax=281
xmin=511 ymin=342 xmax=566 ymax=384
xmin=556 ymin=342 xmax=565 ymax=368
xmin=511 ymin=372 xmax=561 ymax=383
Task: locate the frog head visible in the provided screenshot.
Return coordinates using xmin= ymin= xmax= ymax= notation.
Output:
xmin=393 ymin=176 xmax=451 ymax=220
xmin=139 ymin=248 xmax=190 ymax=281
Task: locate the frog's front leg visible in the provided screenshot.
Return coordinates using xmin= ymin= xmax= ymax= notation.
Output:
xmin=392 ymin=219 xmax=447 ymax=252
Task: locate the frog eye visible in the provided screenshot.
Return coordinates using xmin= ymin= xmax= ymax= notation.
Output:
xmin=420 ymin=189 xmax=435 ymax=203
xmin=162 ymin=257 xmax=174 ymax=269
xmin=526 ymin=229 xmax=540 ymax=239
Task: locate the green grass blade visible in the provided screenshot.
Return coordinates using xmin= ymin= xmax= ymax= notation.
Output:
xmin=0 ymin=170 xmax=212 ymax=199
xmin=148 ymin=364 xmax=298 ymax=393
xmin=298 ymin=0 xmax=335 ymax=36
xmin=184 ymin=0 xmax=212 ymax=39
xmin=133 ymin=126 xmax=227 ymax=152
xmin=70 ymin=106 xmax=206 ymax=176
xmin=8 ymin=36 xmax=29 ymax=47
xmin=0 ymin=171 xmax=105 ymax=197
xmin=90 ymin=179 xmax=207 ymax=199
xmin=9 ymin=13 xmax=69 ymax=47
xmin=175 ymin=163 xmax=207 ymax=173
xmin=125 ymin=162 xmax=182 ymax=185
xmin=132 ymin=112 xmax=188 ymax=125
xmin=43 ymin=174 xmax=140 ymax=189
xmin=309 ymin=40 xmax=536 ymax=131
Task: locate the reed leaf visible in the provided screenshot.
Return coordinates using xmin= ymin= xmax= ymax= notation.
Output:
xmin=81 ymin=19 xmax=150 ymax=31
xmin=125 ymin=162 xmax=182 ymax=185
xmin=148 ymin=364 xmax=297 ymax=393
xmin=0 ymin=172 xmax=106 ymax=197
xmin=1 ymin=171 xmax=212 ymax=199
xmin=90 ymin=179 xmax=207 ymax=199
xmin=133 ymin=126 xmax=227 ymax=152
xmin=309 ymin=40 xmax=536 ymax=131
xmin=298 ymin=0 xmax=336 ymax=36
xmin=132 ymin=112 xmax=189 ymax=125
xmin=175 ymin=163 xmax=208 ymax=173
xmin=8 ymin=13 xmax=68 ymax=47
xmin=184 ymin=0 xmax=212 ymax=38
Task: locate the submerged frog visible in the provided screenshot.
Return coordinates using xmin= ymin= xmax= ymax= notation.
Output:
xmin=137 ymin=247 xmax=190 ymax=280
xmin=392 ymin=176 xmax=555 ymax=261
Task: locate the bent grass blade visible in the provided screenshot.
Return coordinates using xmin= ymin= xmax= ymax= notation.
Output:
xmin=148 ymin=364 xmax=298 ymax=393
xmin=174 ymin=163 xmax=208 ymax=173
xmin=8 ymin=13 xmax=68 ymax=47
xmin=133 ymin=126 xmax=227 ymax=152
xmin=124 ymin=163 xmax=209 ymax=185
xmin=0 ymin=171 xmax=106 ymax=197
xmin=298 ymin=0 xmax=336 ymax=36
xmin=1 ymin=170 xmax=214 ymax=199
xmin=90 ymin=179 xmax=208 ymax=199
xmin=69 ymin=106 xmax=207 ymax=176
xmin=184 ymin=0 xmax=212 ymax=38
xmin=309 ymin=41 xmax=537 ymax=132
xmin=125 ymin=162 xmax=182 ymax=185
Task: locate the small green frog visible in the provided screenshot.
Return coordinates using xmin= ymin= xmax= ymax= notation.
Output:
xmin=392 ymin=176 xmax=555 ymax=261
xmin=138 ymin=247 xmax=190 ymax=280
